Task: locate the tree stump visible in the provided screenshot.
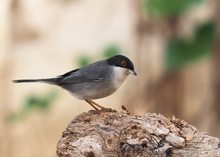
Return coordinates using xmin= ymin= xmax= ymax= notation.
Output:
xmin=56 ymin=108 xmax=220 ymax=157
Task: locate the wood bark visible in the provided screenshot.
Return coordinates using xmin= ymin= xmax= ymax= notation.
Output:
xmin=56 ymin=108 xmax=220 ymax=157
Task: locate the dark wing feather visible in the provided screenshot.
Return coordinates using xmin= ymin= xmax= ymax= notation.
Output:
xmin=57 ymin=61 xmax=107 ymax=85
xmin=58 ymin=69 xmax=79 ymax=77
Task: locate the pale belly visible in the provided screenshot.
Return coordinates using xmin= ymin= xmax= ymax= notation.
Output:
xmin=63 ymin=81 xmax=119 ymax=100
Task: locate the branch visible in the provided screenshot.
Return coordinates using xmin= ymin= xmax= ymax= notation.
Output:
xmin=56 ymin=108 xmax=220 ymax=157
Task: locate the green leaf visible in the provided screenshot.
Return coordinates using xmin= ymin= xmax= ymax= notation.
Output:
xmin=165 ymin=22 xmax=216 ymax=70
xmin=102 ymin=44 xmax=121 ymax=58
xmin=23 ymin=90 xmax=58 ymax=112
xmin=6 ymin=90 xmax=58 ymax=123
xmin=5 ymin=114 xmax=19 ymax=123
xmin=144 ymin=0 xmax=203 ymax=16
xmin=77 ymin=55 xmax=92 ymax=67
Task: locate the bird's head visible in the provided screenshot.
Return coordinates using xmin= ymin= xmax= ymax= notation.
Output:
xmin=106 ymin=55 xmax=137 ymax=76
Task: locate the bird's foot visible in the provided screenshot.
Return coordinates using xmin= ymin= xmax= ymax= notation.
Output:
xmin=85 ymin=99 xmax=115 ymax=111
xmin=100 ymin=107 xmax=116 ymax=112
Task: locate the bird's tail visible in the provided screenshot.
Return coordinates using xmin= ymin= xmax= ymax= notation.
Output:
xmin=13 ymin=78 xmax=57 ymax=85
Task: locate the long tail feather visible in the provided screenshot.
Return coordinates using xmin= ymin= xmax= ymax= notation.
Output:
xmin=13 ymin=78 xmax=57 ymax=84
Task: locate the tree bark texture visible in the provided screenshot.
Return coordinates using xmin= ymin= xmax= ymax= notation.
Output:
xmin=56 ymin=109 xmax=220 ymax=157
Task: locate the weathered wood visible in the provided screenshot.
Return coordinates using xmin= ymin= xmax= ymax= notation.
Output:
xmin=56 ymin=108 xmax=220 ymax=157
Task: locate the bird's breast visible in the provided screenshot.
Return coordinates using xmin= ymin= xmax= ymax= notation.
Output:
xmin=112 ymin=67 xmax=129 ymax=89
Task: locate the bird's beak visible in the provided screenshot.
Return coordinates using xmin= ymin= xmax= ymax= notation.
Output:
xmin=129 ymin=70 xmax=137 ymax=76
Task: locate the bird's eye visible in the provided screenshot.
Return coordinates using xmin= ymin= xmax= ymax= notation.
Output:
xmin=121 ymin=60 xmax=127 ymax=67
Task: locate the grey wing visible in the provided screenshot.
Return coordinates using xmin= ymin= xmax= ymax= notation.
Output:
xmin=57 ymin=61 xmax=107 ymax=85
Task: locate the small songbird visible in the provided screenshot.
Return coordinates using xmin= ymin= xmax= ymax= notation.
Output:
xmin=13 ymin=55 xmax=137 ymax=110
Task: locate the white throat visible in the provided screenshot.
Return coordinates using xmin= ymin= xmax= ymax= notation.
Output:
xmin=112 ymin=66 xmax=129 ymax=89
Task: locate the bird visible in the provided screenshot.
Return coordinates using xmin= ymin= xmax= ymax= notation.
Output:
xmin=13 ymin=55 xmax=137 ymax=110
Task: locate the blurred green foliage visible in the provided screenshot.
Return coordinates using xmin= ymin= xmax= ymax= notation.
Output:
xmin=6 ymin=90 xmax=58 ymax=122
xmin=143 ymin=0 xmax=216 ymax=70
xmin=102 ymin=44 xmax=121 ymax=58
xmin=144 ymin=0 xmax=203 ymax=16
xmin=77 ymin=55 xmax=92 ymax=67
xmin=22 ymin=90 xmax=58 ymax=111
xmin=77 ymin=44 xmax=121 ymax=67
xmin=165 ymin=22 xmax=216 ymax=70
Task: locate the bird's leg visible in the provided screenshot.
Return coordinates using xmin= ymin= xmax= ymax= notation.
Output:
xmin=89 ymin=99 xmax=106 ymax=110
xmin=85 ymin=99 xmax=99 ymax=110
xmin=85 ymin=99 xmax=106 ymax=110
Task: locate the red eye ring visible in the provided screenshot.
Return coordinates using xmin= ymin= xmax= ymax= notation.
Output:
xmin=121 ymin=60 xmax=127 ymax=67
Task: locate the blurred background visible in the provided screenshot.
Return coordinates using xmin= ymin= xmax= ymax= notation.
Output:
xmin=0 ymin=0 xmax=220 ymax=156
